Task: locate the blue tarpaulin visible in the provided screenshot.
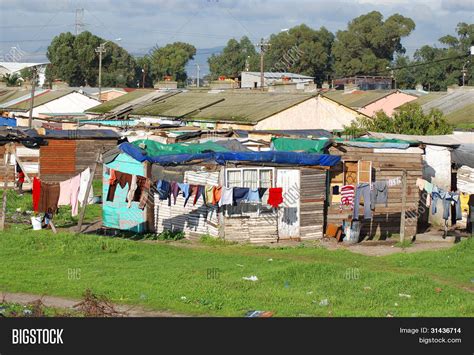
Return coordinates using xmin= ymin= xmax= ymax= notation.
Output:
xmin=119 ymin=142 xmax=341 ymax=167
xmin=0 ymin=117 xmax=16 ymax=127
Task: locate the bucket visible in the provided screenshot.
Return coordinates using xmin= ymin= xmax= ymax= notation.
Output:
xmin=31 ymin=216 xmax=42 ymax=230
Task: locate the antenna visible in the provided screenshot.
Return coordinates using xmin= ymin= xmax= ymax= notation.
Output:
xmin=75 ymin=8 xmax=85 ymax=35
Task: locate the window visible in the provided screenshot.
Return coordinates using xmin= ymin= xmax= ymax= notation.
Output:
xmin=225 ymin=168 xmax=274 ymax=189
xmin=343 ymin=160 xmax=372 ymax=185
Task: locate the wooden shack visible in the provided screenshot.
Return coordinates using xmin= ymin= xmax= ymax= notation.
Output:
xmin=154 ymin=165 xmax=328 ymax=243
xmin=39 ymin=130 xmax=119 ymax=182
xmin=326 ymin=143 xmax=424 ymax=239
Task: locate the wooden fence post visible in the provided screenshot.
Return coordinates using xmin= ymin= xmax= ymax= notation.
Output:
xmin=76 ymin=152 xmax=102 ymax=233
xmin=0 ymin=144 xmax=12 ymax=231
xmin=399 ymin=170 xmax=407 ymax=243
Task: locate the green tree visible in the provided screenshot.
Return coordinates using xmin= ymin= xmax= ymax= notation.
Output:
xmin=2 ymin=73 xmax=21 ymax=87
xmin=412 ymin=22 xmax=473 ymax=90
xmin=332 ymin=11 xmax=415 ymax=77
xmin=265 ymin=24 xmax=334 ymax=85
xmin=208 ymin=36 xmax=259 ymax=79
xmin=344 ymin=103 xmax=452 ymax=136
xmin=46 ymin=31 xmax=137 ymax=87
xmin=149 ymin=42 xmax=196 ymax=84
xmin=135 ymin=56 xmax=154 ymax=88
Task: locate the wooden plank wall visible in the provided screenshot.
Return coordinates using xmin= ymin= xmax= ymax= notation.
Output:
xmin=0 ymin=145 xmax=15 ymax=187
xmin=76 ymin=140 xmax=117 ymax=179
xmin=299 ymin=168 xmax=326 ymax=240
xmin=154 ymin=170 xmax=220 ymax=239
xmin=327 ymin=146 xmax=423 ymax=238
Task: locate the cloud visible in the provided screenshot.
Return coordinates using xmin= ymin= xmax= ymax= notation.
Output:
xmin=441 ymin=0 xmax=474 ymax=12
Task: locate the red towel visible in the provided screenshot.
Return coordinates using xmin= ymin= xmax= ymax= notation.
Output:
xmin=267 ymin=187 xmax=283 ymax=208
xmin=32 ymin=177 xmax=41 ymax=213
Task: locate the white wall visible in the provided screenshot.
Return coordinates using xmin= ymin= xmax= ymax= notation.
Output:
xmin=255 ymin=96 xmax=361 ymax=131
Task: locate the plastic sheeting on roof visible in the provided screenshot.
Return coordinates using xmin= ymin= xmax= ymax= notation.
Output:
xmin=451 ymin=144 xmax=474 ymax=168
xmin=119 ymin=142 xmax=341 ymax=167
xmin=0 ymin=117 xmax=16 ymax=127
xmin=271 ymin=137 xmax=330 ymax=153
xmin=132 ymin=139 xmax=229 ymax=156
xmin=335 ymin=137 xmax=414 ymax=149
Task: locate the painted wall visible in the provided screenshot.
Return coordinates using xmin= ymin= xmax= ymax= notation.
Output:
xmin=254 ymin=96 xmax=360 ymax=131
xmin=359 ymin=92 xmax=417 ymax=117
xmin=423 ymin=145 xmax=452 ymax=225
xmin=103 ymin=153 xmax=147 ymax=232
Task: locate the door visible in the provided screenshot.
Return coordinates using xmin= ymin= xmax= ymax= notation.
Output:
xmin=277 ymin=169 xmax=300 ymax=238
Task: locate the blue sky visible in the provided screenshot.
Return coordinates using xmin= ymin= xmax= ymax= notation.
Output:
xmin=0 ymin=0 xmax=472 ymax=75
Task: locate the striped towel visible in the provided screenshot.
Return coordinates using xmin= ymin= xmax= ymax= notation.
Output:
xmin=340 ymin=185 xmax=355 ymax=209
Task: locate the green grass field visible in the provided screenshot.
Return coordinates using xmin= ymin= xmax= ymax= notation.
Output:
xmin=0 ymin=224 xmax=472 ymax=317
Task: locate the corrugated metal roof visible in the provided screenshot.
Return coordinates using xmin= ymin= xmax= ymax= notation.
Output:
xmin=367 ymin=132 xmax=474 ymax=146
xmin=445 ymin=102 xmax=474 ymax=125
xmin=323 ymin=90 xmax=396 ymax=108
xmin=0 ymin=89 xmax=49 ymax=108
xmin=131 ymin=91 xmax=315 ymax=123
xmin=86 ymin=89 xmax=156 ymax=114
xmin=5 ymin=89 xmax=74 ymax=111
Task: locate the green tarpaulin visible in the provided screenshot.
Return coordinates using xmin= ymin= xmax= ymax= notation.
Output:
xmin=132 ymin=139 xmax=229 ymax=156
xmin=271 ymin=137 xmax=329 ymax=153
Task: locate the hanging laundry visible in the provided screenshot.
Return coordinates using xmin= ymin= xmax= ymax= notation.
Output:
xmin=424 ymin=180 xmax=433 ymax=194
xmin=247 ymin=188 xmax=260 ymax=202
xmin=267 ymin=188 xmax=283 ymax=208
xmin=184 ymin=184 xmax=197 ymax=207
xmin=194 ymin=185 xmax=205 ymax=205
xmin=156 ymin=180 xmax=171 ymax=201
xmin=370 ymin=181 xmax=388 ymax=209
xmin=58 ymin=175 xmax=81 ymax=216
xmin=353 ymin=183 xmax=372 ymax=219
xmin=77 ymin=167 xmax=94 ymax=207
xmin=431 ymin=185 xmax=443 ymax=215
xmin=340 ymin=185 xmax=355 ymax=210
xmin=170 ymin=182 xmax=180 ymax=205
xmin=127 ymin=175 xmax=138 ymax=208
xmin=442 ymin=191 xmax=462 ymax=221
xmin=416 ymin=178 xmax=425 ymax=191
xmin=219 ymin=187 xmax=233 ymax=206
xmin=32 ymin=177 xmax=41 ymax=213
xmin=107 ymin=171 xmax=132 ymax=202
xmin=212 ymin=186 xmax=222 ymax=205
xmin=38 ymin=182 xmax=60 ymax=214
xmin=178 ymin=183 xmax=190 ymax=199
xmin=108 ymin=169 xmax=116 ymax=184
xmin=205 ymin=185 xmax=214 ymax=206
xmin=137 ymin=177 xmax=151 ymax=210
xmin=233 ymin=187 xmax=250 ymax=205
xmin=258 ymin=188 xmax=268 ymax=200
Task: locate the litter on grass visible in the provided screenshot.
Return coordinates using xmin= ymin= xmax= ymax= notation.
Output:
xmin=242 ymin=276 xmax=258 ymax=281
xmin=399 ymin=293 xmax=412 ymax=298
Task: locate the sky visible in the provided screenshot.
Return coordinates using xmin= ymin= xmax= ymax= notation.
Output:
xmin=0 ymin=0 xmax=473 ymax=76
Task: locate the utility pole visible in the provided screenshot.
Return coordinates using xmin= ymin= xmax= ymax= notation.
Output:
xmin=257 ymin=38 xmax=270 ymax=91
xmin=142 ymin=67 xmax=146 ymax=88
xmin=195 ymin=64 xmax=200 ymax=87
xmin=462 ymin=60 xmax=470 ymax=86
xmin=27 ymin=67 xmax=37 ymax=129
xmin=95 ymin=42 xmax=107 ymax=100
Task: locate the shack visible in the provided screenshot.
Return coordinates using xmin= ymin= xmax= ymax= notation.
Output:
xmin=326 ymin=138 xmax=424 ymax=239
xmin=101 ymin=140 xmax=340 ymax=242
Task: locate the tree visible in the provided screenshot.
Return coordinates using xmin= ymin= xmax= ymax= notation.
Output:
xmin=332 ymin=11 xmax=415 ymax=77
xmin=344 ymin=103 xmax=452 ymax=136
xmin=264 ymin=24 xmax=334 ymax=85
xmin=411 ymin=22 xmax=473 ymax=90
xmin=149 ymin=42 xmax=196 ymax=84
xmin=2 ymin=73 xmax=21 ymax=87
xmin=46 ymin=31 xmax=137 ymax=87
xmin=208 ymin=36 xmax=259 ymax=79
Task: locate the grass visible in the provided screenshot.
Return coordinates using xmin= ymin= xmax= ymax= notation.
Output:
xmin=0 ymin=225 xmax=472 ymax=317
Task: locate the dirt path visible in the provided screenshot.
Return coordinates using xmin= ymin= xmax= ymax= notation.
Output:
xmin=0 ymin=291 xmax=191 ymax=317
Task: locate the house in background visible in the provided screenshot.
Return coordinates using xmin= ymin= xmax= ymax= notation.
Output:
xmin=333 ymin=76 xmax=392 ymax=91
xmin=129 ymin=91 xmax=365 ymax=131
xmin=1 ymin=89 xmax=100 ymax=126
xmin=240 ymin=72 xmax=314 ymax=89
xmin=324 ymin=90 xmax=418 ymax=117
